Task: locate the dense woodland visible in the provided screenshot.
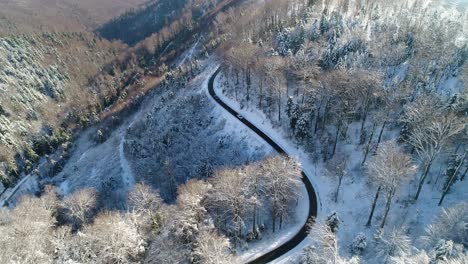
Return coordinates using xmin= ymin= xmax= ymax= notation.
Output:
xmin=211 ymin=0 xmax=467 ymax=262
xmin=0 ymin=0 xmax=229 ymax=188
xmin=0 ymin=155 xmax=301 ymax=263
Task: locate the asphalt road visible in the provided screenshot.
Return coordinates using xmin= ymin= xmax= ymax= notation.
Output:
xmin=208 ymin=68 xmax=318 ymax=263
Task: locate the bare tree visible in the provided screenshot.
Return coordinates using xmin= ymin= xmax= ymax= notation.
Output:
xmin=365 ymin=141 xmax=416 ymax=228
xmin=207 ymin=168 xmax=249 ymax=244
xmin=422 ymin=202 xmax=468 ymax=250
xmin=302 ymin=222 xmax=339 ymax=264
xmin=144 ymin=227 xmax=191 ymax=264
xmin=178 ymin=179 xmax=212 ymax=226
xmin=128 ymin=183 xmax=165 ymax=234
xmin=243 ymin=163 xmax=265 ymax=239
xmin=404 ymin=108 xmax=465 ymax=201
xmin=263 ymin=156 xmax=302 ymax=232
xmin=325 ymin=154 xmax=348 ymax=203
xmin=61 ymin=188 xmax=97 ymax=228
xmin=0 ymin=194 xmax=56 ymax=263
xmin=291 ymin=56 xmax=320 ymax=105
xmin=439 ymin=149 xmax=467 ymax=206
xmin=301 ymin=221 xmax=360 ymax=264
xmin=263 ymin=57 xmax=288 ymax=123
xmin=82 ymin=211 xmax=146 ymax=264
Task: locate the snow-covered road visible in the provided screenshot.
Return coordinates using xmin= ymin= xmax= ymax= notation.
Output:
xmin=207 ymin=67 xmax=319 ymax=263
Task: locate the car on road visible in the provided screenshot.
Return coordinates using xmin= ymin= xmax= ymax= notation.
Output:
xmin=237 ymin=114 xmax=244 ymax=120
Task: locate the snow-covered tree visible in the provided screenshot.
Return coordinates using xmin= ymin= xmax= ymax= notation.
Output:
xmin=326 ymin=212 xmax=341 ymax=233
xmin=302 ymin=222 xmax=339 ymax=264
xmin=262 ymin=156 xmax=302 ymax=232
xmin=374 ymin=229 xmax=412 ymax=264
xmin=296 ymin=113 xmax=310 ymax=142
xmin=351 ymin=233 xmax=367 ymax=256
xmin=61 ymin=188 xmax=97 ymax=229
xmin=0 ymin=194 xmax=56 ymax=263
xmin=433 ymin=240 xmax=455 ymax=262
xmin=388 ymin=251 xmax=430 ymax=264
xmin=365 ymin=141 xmax=416 ymax=228
xmin=302 ymin=221 xmax=359 ymax=264
xmin=287 ymin=96 xmax=300 ymax=133
xmin=191 ymin=228 xmax=235 ymax=264
xmin=422 ymin=202 xmax=467 ymax=250
xmin=243 ymin=163 xmax=265 ymax=240
xmin=81 ymin=211 xmax=146 ymax=264
xmin=206 ymin=168 xmax=250 ymax=244
xmin=439 ymin=149 xmax=467 ymax=206
xmin=267 ymin=71 xmax=287 ymax=123
xmin=402 ymin=97 xmax=465 ymax=201
xmin=128 ymin=183 xmax=165 ymax=234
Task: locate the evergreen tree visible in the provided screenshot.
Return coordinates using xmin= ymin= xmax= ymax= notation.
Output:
xmin=351 ymin=233 xmax=367 ymax=256
xmin=433 ymin=240 xmax=454 ymax=261
xmin=319 ymin=10 xmax=329 ymax=35
xmin=287 ymin=97 xmax=300 ymax=133
xmin=296 ymin=113 xmax=310 ymax=142
xmin=310 ymin=20 xmax=320 ymax=41
xmin=326 ymin=212 xmax=341 ymax=233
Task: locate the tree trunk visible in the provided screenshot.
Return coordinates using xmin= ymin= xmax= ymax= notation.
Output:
xmin=460 ymin=166 xmax=468 ymax=181
xmin=279 ymin=210 xmax=283 ymax=230
xmin=321 ymin=99 xmax=330 ymax=131
xmin=415 ymin=160 xmax=434 ymax=201
xmin=272 ymin=200 xmax=277 ymax=233
xmin=366 ymin=186 xmax=381 ymax=227
xmin=439 ymin=151 xmax=467 ymax=206
xmin=297 ymin=82 xmax=302 ymax=99
xmin=334 ymin=174 xmax=343 ymax=203
xmin=216 ymin=208 xmax=220 ymax=228
xmin=375 ymin=120 xmax=387 ymax=151
xmin=301 ymin=85 xmax=306 ymax=105
xmin=246 ymin=68 xmax=251 ymax=102
xmin=235 ymin=70 xmax=239 ymax=101
xmin=259 ymin=77 xmax=263 ymax=109
xmin=331 ymin=121 xmax=341 ymax=159
xmin=314 ymin=99 xmax=323 ymax=134
xmin=362 ymin=123 xmax=376 ymax=166
xmin=252 ymin=203 xmax=257 ymax=236
xmin=380 ymin=189 xmax=395 ymax=229
xmin=360 ymin=98 xmax=371 ymax=137
xmin=277 ymin=93 xmax=282 ymax=122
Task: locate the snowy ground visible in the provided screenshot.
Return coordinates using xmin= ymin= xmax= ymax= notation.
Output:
xmin=47 ymin=61 xmax=273 ymax=206
xmin=214 ymin=70 xmax=468 ymax=263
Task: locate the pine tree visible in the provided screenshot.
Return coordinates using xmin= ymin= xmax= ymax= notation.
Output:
xmin=439 ymin=150 xmax=467 ymax=206
xmin=351 ymin=233 xmax=367 ymax=256
xmin=326 ymin=212 xmax=341 ymax=233
xmin=296 ymin=113 xmax=310 ymax=142
xmin=287 ymin=97 xmax=300 ymax=133
xmin=319 ymin=10 xmax=329 ymax=35
xmin=433 ymin=240 xmax=454 ymax=261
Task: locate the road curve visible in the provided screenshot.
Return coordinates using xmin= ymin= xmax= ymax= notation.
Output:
xmin=208 ymin=68 xmax=318 ymax=263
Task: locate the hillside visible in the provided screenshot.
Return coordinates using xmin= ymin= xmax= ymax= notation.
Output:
xmin=0 ymin=0 xmax=149 ymax=35
xmin=0 ymin=32 xmax=128 ymax=185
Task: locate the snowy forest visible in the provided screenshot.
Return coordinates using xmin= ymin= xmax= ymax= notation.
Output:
xmin=0 ymin=0 xmax=467 ymax=263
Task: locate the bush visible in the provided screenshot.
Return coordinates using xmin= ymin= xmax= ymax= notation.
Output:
xmin=351 ymin=233 xmax=367 ymax=255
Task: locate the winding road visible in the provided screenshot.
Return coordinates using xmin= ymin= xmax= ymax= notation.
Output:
xmin=208 ymin=68 xmax=318 ymax=263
